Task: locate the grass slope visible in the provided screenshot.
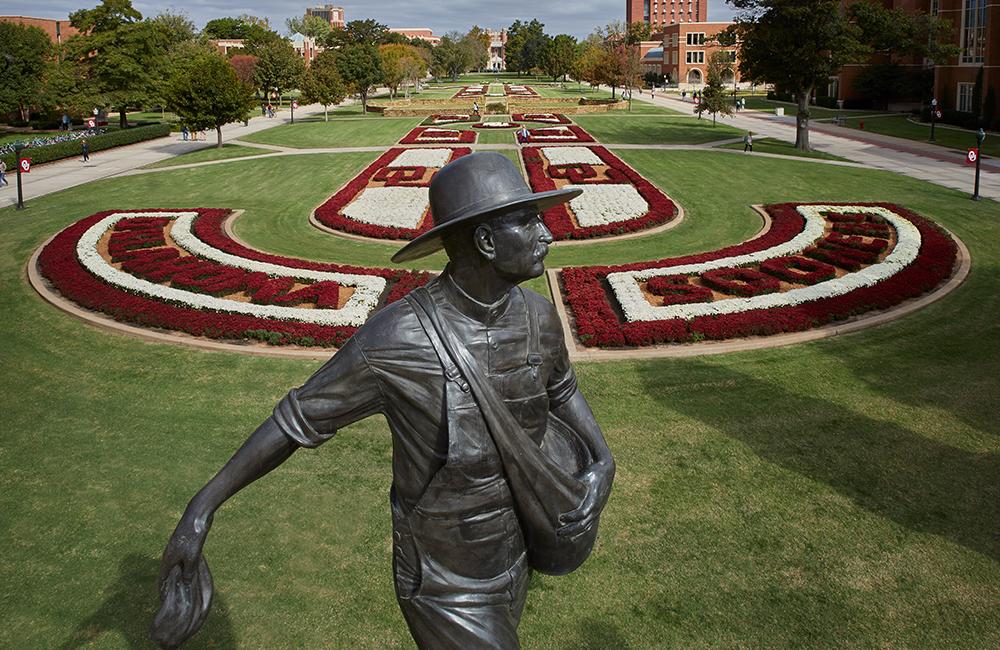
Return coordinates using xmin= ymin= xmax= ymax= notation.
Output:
xmin=142 ymin=144 xmax=271 ymax=169
xmin=241 ymin=117 xmax=422 ymax=149
xmin=716 ymin=137 xmax=852 ymax=162
xmin=575 ymin=114 xmax=742 ymax=144
xmin=838 ymin=115 xmax=1000 ymax=158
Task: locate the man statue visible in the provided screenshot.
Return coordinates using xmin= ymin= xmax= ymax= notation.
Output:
xmin=150 ymin=152 xmax=615 ymax=649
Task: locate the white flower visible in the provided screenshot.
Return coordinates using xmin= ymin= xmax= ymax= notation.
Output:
xmin=607 ymin=205 xmax=922 ymax=322
xmin=479 ymin=122 xmax=513 ymax=128
xmin=77 ymin=212 xmax=386 ymax=327
xmin=342 ymin=187 xmax=429 ymax=229
xmin=542 ymin=146 xmax=603 ymax=166
xmin=565 ymin=184 xmax=648 ymax=227
xmin=530 ymin=127 xmax=576 ymax=140
xmin=390 ymin=148 xmax=452 ymax=168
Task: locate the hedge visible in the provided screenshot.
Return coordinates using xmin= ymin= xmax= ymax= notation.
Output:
xmin=1 ymin=123 xmax=172 ymax=170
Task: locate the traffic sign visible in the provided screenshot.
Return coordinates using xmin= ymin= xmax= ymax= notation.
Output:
xmin=935 ymin=110 xmax=942 ymax=119
xmin=291 ymin=100 xmax=299 ymax=109
xmin=966 ymin=148 xmax=979 ymax=165
xmin=19 ymin=157 xmax=31 ymax=173
xmin=87 ymin=118 xmax=96 ymax=128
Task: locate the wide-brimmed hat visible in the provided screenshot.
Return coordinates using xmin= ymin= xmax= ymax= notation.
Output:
xmin=391 ymin=152 xmax=581 ymax=263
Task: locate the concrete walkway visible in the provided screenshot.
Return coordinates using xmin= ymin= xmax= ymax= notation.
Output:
xmin=0 ymin=104 xmax=328 ymax=209
xmin=644 ymin=93 xmax=999 ymax=201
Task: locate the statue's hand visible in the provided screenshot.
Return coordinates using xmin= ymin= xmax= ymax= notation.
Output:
xmin=149 ymin=513 xmax=214 ymax=649
xmin=556 ymin=467 xmax=612 ymax=538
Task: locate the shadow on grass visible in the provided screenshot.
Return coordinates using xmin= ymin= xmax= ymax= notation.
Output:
xmin=636 ymin=360 xmax=1000 ymax=561
xmin=559 ymin=617 xmax=631 ymax=650
xmin=59 ymin=554 xmax=235 ymax=649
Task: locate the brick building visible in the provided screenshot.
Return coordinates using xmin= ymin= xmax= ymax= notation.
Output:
xmin=646 ymin=22 xmax=741 ymax=88
xmin=625 ymin=0 xmax=708 ymax=30
xmin=305 ymin=5 xmax=346 ymax=30
xmin=388 ymin=28 xmax=441 ymax=46
xmin=933 ymin=0 xmax=997 ymax=114
xmin=0 ymin=15 xmax=79 ymax=44
xmin=488 ymin=29 xmax=507 ymax=71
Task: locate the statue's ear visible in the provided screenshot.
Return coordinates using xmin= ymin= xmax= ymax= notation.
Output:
xmin=474 ymin=223 xmax=496 ymax=261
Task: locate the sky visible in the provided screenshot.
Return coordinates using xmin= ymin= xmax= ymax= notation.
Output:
xmin=0 ymin=1 xmax=737 ymax=40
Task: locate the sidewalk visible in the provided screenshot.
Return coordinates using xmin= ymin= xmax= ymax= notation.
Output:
xmin=0 ymin=104 xmax=327 ymax=209
xmin=646 ymin=93 xmax=999 ymax=201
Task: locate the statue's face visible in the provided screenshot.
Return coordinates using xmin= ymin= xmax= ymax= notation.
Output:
xmin=487 ymin=208 xmax=554 ymax=283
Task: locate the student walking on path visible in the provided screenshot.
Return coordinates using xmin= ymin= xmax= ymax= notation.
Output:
xmin=0 ymin=161 xmax=7 ymax=187
xmin=82 ymin=139 xmax=90 ymax=162
xmin=743 ymin=131 xmax=753 ymax=153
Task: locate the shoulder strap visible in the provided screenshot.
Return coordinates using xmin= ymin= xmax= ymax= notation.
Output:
xmin=405 ymin=288 xmax=466 ymax=391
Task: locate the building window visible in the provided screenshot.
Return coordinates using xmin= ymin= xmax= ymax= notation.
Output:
xmin=686 ymin=51 xmax=704 ymax=64
xmin=644 ymin=0 xmax=651 ymax=22
xmin=930 ymin=0 xmax=939 ymax=15
xmin=961 ymin=0 xmax=986 ymax=64
xmin=686 ymin=32 xmax=705 ymax=46
xmin=957 ymin=83 xmax=975 ymax=112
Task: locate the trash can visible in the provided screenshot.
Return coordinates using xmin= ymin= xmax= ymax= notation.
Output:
xmin=775 ymin=107 xmax=784 ymax=117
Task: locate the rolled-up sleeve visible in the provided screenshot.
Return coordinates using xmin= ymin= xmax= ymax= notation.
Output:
xmin=273 ymin=337 xmax=383 ymax=448
xmin=546 ymin=339 xmax=578 ymax=409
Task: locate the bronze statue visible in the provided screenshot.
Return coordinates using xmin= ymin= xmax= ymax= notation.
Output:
xmin=150 ymin=152 xmax=615 ymax=649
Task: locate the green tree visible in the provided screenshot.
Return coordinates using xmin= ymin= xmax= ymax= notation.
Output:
xmin=286 ymin=15 xmax=331 ymax=42
xmin=202 ymin=16 xmax=273 ymax=42
xmin=165 ymin=51 xmax=255 ymax=147
xmin=300 ymin=50 xmax=346 ymax=121
xmin=431 ymin=35 xmax=468 ymax=81
xmin=69 ymin=0 xmax=171 ymax=128
xmin=461 ymin=26 xmax=491 ymax=72
xmin=505 ymin=19 xmax=547 ymax=75
xmin=248 ymin=38 xmax=305 ymax=106
xmin=0 ymin=22 xmax=52 ymax=122
xmin=151 ymin=11 xmax=196 ymax=45
xmin=380 ymin=44 xmax=426 ymax=98
xmin=325 ymin=19 xmax=388 ymax=48
xmin=543 ymin=34 xmax=577 ymax=81
xmin=697 ymin=51 xmax=736 ymax=126
xmin=727 ymin=0 xmax=869 ymax=150
xmin=337 ymin=44 xmax=383 ymax=112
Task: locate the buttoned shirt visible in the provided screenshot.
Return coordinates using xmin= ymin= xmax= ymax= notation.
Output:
xmin=273 ymin=271 xmax=578 ymax=512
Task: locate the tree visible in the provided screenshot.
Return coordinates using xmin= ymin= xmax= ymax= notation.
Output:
xmin=0 ymin=22 xmax=52 ymax=122
xmin=69 ymin=0 xmax=171 ymax=128
xmin=431 ymin=35 xmax=468 ymax=81
xmin=505 ymin=19 xmax=547 ymax=75
xmin=300 ymin=51 xmax=346 ymax=121
xmin=248 ymin=38 xmax=305 ymax=105
xmin=544 ymin=34 xmax=577 ymax=81
xmin=325 ymin=19 xmax=388 ymax=48
xmin=165 ymin=51 xmax=255 ymax=147
xmin=380 ymin=44 xmax=425 ymax=98
xmin=400 ymin=55 xmax=428 ymax=98
xmin=228 ymin=55 xmax=258 ymax=86
xmin=461 ymin=27 xmax=491 ymax=72
xmin=697 ymin=51 xmax=736 ymax=125
xmin=151 ymin=11 xmax=196 ymax=46
xmin=202 ymin=16 xmax=273 ymax=42
xmin=573 ymin=37 xmax=608 ymax=92
xmin=728 ymin=0 xmax=869 ymax=150
xmin=286 ymin=15 xmax=331 ymax=42
xmin=337 ymin=44 xmax=383 ymax=112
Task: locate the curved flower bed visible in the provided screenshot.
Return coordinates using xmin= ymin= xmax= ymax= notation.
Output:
xmin=512 ymin=113 xmax=572 ymax=124
xmin=559 ymin=203 xmax=958 ymax=347
xmin=314 ymin=147 xmax=471 ymax=240
xmin=522 ymin=145 xmax=678 ymax=239
xmin=523 ymin=125 xmax=595 ymax=143
xmin=399 ymin=127 xmax=477 ymax=144
xmin=37 ymin=209 xmax=430 ymax=347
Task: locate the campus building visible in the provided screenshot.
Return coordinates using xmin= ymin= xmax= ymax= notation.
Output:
xmin=388 ymin=28 xmax=441 ymax=46
xmin=642 ymin=22 xmax=741 ymax=88
xmin=488 ymin=29 xmax=507 ymax=70
xmin=625 ymin=0 xmax=708 ymax=30
xmin=0 ymin=15 xmax=79 ymax=44
xmin=932 ymin=0 xmax=997 ymax=115
xmin=305 ymin=5 xmax=346 ymax=30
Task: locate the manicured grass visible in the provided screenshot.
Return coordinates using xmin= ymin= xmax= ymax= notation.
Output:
xmin=839 ymin=114 xmax=1000 ymax=158
xmin=474 ymin=128 xmax=516 ymax=145
xmin=740 ymin=95 xmax=887 ymax=119
xmin=142 ymin=143 xmax=271 ymax=169
xmin=574 ymin=114 xmax=743 ymax=144
xmin=1 ymin=125 xmax=999 ymax=648
xmin=240 ymin=117 xmax=422 ymax=148
xmin=716 ymin=137 xmax=853 ymax=162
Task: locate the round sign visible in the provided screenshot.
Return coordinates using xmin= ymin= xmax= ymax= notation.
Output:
xmin=935 ymin=110 xmax=942 ymax=119
xmin=87 ymin=118 xmax=96 ymax=128
xmin=19 ymin=158 xmax=31 ymax=173
xmin=967 ymin=149 xmax=978 ymax=164
xmin=291 ymin=101 xmax=299 ymax=109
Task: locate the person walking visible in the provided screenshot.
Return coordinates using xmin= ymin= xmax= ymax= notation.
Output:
xmin=82 ymin=139 xmax=90 ymax=162
xmin=0 ymin=160 xmax=8 ymax=187
xmin=473 ymin=100 xmax=480 ymax=116
xmin=743 ymin=131 xmax=753 ymax=153
xmin=181 ymin=126 xmax=190 ymax=141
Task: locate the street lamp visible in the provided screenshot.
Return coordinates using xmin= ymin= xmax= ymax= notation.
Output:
xmin=13 ymin=142 xmax=26 ymax=210
xmin=930 ymin=98 xmax=938 ymax=143
xmin=972 ymin=128 xmax=985 ymax=201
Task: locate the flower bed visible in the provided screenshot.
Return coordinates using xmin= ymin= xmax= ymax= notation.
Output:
xmin=37 ymin=209 xmax=430 ymax=347
xmin=421 ymin=114 xmax=475 ymax=126
xmin=399 ymin=126 xmax=477 ymax=144
xmin=521 ymin=145 xmax=678 ymax=239
xmin=472 ymin=122 xmax=521 ymax=129
xmin=522 ymin=125 xmax=594 ymax=143
xmin=511 ymin=113 xmax=572 ymax=124
xmin=559 ymin=203 xmax=958 ymax=347
xmin=504 ymin=84 xmax=540 ymax=97
xmin=314 ymin=147 xmax=471 ymax=240
xmin=452 ymin=84 xmax=489 ymax=99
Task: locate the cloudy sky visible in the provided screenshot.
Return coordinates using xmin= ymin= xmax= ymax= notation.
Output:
xmin=1 ymin=1 xmax=736 ymax=39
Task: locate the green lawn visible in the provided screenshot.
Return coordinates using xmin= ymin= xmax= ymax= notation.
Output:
xmin=240 ymin=117 xmax=422 ymax=148
xmin=1 ymin=126 xmax=999 ymax=648
xmin=740 ymin=95 xmax=887 ymax=119
xmin=838 ymin=114 xmax=1000 ymax=158
xmin=0 ymin=130 xmax=64 ymax=146
xmin=142 ymin=143 xmax=271 ymax=169
xmin=574 ymin=114 xmax=742 ymax=144
xmin=716 ymin=137 xmax=853 ymax=162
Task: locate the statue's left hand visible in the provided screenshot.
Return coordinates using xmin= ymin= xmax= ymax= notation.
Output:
xmin=556 ymin=467 xmax=612 ymax=538
xmin=149 ymin=514 xmax=215 ymax=649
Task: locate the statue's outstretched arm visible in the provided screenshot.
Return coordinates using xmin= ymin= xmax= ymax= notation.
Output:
xmin=552 ymin=389 xmax=615 ymax=537
xmin=149 ymin=417 xmax=297 ymax=648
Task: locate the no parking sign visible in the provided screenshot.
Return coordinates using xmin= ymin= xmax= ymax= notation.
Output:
xmin=966 ymin=148 xmax=979 ymax=165
xmin=291 ymin=100 xmax=299 ymax=109
xmin=19 ymin=157 xmax=31 ymax=173
xmin=87 ymin=117 xmax=96 ymax=129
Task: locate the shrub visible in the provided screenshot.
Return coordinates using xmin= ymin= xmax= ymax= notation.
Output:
xmin=0 ymin=123 xmax=171 ymax=170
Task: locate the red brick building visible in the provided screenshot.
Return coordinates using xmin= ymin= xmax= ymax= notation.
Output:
xmin=0 ymin=15 xmax=79 ymax=44
xmin=933 ymin=0 xmax=997 ymax=115
xmin=625 ymin=0 xmax=709 ymax=30
xmin=645 ymin=22 xmax=741 ymax=88
xmin=305 ymin=5 xmax=346 ymax=30
xmin=388 ymin=28 xmax=441 ymax=46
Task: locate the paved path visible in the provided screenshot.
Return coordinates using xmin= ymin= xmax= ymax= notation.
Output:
xmin=644 ymin=93 xmax=999 ymax=200
xmin=0 ymin=104 xmax=327 ymax=209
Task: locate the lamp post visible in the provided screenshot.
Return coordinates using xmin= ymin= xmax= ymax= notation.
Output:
xmin=972 ymin=128 xmax=985 ymax=201
xmin=14 ymin=142 xmax=26 ymax=211
xmin=930 ymin=98 xmax=937 ymax=143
